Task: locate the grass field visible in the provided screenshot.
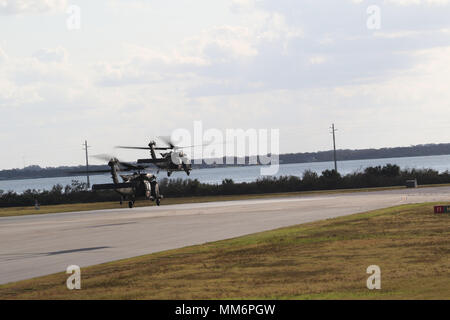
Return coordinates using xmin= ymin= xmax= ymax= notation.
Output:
xmin=0 ymin=202 xmax=449 ymax=299
xmin=2 ymin=184 xmax=447 ymax=218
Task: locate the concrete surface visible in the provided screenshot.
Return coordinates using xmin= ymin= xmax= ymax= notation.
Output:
xmin=1 ymin=186 xmax=449 ymax=284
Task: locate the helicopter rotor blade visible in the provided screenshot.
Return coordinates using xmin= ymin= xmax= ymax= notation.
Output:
xmin=157 ymin=136 xmax=216 ymax=150
xmin=91 ymin=154 xmax=117 ymax=162
xmin=116 ymin=145 xmax=171 ymax=151
xmin=117 ymin=137 xmax=222 ymax=153
xmin=157 ymin=136 xmax=176 ymax=149
xmin=116 ymin=146 xmax=151 ymax=150
xmin=175 ymin=142 xmax=214 ymax=149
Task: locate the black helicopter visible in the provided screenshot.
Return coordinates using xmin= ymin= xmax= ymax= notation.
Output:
xmin=74 ymin=156 xmax=163 ymax=208
xmin=117 ymin=137 xmax=193 ymax=177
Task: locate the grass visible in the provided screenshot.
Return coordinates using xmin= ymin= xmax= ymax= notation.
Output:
xmin=0 ymin=202 xmax=449 ymax=299
xmin=2 ymin=183 xmax=448 ymax=218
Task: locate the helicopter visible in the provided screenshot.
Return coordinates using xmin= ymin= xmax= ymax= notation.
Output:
xmin=73 ymin=155 xmax=163 ymax=208
xmin=117 ymin=137 xmax=195 ymax=177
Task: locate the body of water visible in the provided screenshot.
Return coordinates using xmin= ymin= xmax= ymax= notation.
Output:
xmin=1 ymin=154 xmax=450 ymax=194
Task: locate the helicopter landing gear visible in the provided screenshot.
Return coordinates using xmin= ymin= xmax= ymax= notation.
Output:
xmin=128 ymin=200 xmax=135 ymax=208
xmin=156 ymin=198 xmax=160 ymax=206
xmin=167 ymin=171 xmax=172 ymax=177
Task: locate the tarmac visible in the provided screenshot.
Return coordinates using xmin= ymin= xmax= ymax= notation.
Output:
xmin=1 ymin=186 xmax=449 ymax=284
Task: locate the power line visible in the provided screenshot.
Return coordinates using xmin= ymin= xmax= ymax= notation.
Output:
xmin=330 ymin=124 xmax=338 ymax=172
xmin=83 ymin=140 xmax=91 ymax=189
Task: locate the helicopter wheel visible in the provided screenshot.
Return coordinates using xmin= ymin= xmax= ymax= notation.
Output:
xmin=167 ymin=172 xmax=172 ymax=177
xmin=128 ymin=201 xmax=134 ymax=208
xmin=156 ymin=198 xmax=161 ymax=206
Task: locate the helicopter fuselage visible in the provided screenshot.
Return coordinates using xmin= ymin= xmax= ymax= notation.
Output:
xmin=91 ymin=159 xmax=162 ymax=208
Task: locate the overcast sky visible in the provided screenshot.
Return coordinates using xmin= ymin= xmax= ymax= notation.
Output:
xmin=1 ymin=0 xmax=450 ymax=169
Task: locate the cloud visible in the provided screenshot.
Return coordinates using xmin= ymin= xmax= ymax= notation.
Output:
xmin=0 ymin=0 xmax=67 ymax=15
xmin=230 ymin=0 xmax=257 ymax=11
xmin=0 ymin=46 xmax=85 ymax=111
xmin=94 ymin=44 xmax=208 ymax=87
xmin=91 ymin=0 xmax=450 ymax=98
xmin=0 ymin=77 xmax=43 ymax=108
xmin=32 ymin=47 xmax=67 ymax=63
xmin=95 ymin=61 xmax=165 ymax=87
xmin=0 ymin=47 xmax=8 ymax=63
xmin=8 ymin=47 xmax=75 ymax=85
xmin=185 ymin=0 xmax=450 ymax=95
xmin=192 ymin=25 xmax=259 ymax=60
xmin=96 ymin=7 xmax=303 ymax=89
xmin=385 ymin=0 xmax=450 ymax=5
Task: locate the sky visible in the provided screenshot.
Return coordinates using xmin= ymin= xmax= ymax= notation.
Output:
xmin=1 ymin=0 xmax=450 ymax=169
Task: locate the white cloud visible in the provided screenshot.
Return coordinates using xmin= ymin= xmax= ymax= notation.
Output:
xmin=0 ymin=78 xmax=43 ymax=107
xmin=89 ymin=0 xmax=449 ymax=99
xmin=96 ymin=6 xmax=303 ymax=88
xmin=230 ymin=0 xmax=260 ymax=15
xmin=309 ymin=55 xmax=327 ymax=65
xmin=184 ymin=25 xmax=259 ymax=63
xmin=0 ymin=46 xmax=87 ymax=111
xmin=32 ymin=47 xmax=67 ymax=63
xmin=95 ymin=61 xmax=165 ymax=87
xmin=7 ymin=47 xmax=76 ymax=85
xmin=385 ymin=0 xmax=450 ymax=5
xmin=94 ymin=44 xmax=209 ymax=87
xmin=0 ymin=47 xmax=8 ymax=63
xmin=0 ymin=0 xmax=67 ymax=15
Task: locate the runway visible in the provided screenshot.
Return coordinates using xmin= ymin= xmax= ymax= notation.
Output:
xmin=1 ymin=186 xmax=449 ymax=284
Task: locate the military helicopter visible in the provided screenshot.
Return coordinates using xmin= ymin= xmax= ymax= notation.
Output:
xmin=117 ymin=137 xmax=195 ymax=177
xmin=73 ymin=155 xmax=163 ymax=208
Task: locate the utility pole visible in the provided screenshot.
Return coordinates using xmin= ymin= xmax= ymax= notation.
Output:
xmin=83 ymin=140 xmax=91 ymax=189
xmin=330 ymin=124 xmax=338 ymax=172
